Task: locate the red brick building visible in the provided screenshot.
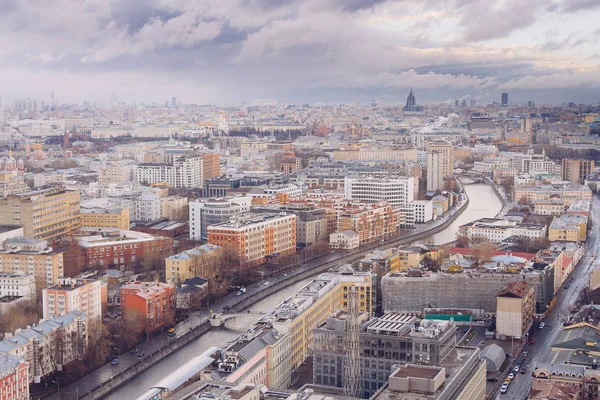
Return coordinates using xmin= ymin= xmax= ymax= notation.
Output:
xmin=73 ymin=228 xmax=174 ymax=271
xmin=120 ymin=281 xmax=176 ymax=332
xmin=0 ymin=355 xmax=28 ymax=400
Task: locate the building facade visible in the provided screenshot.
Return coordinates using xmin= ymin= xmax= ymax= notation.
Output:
xmin=0 ymin=273 xmax=35 ymax=299
xmin=42 ymin=278 xmax=104 ymax=321
xmin=426 ymin=140 xmax=454 ymax=178
xmin=189 ymin=196 xmax=252 ymax=241
xmin=0 ymin=355 xmax=28 ymax=400
xmin=80 ymin=207 xmax=130 ymax=230
xmin=344 ymin=176 xmax=415 ymax=207
xmin=0 ymin=237 xmax=64 ymax=286
xmin=136 ymin=155 xmax=203 ymax=188
xmin=496 ymin=281 xmax=535 ymax=339
xmin=120 ymin=281 xmax=176 ymax=333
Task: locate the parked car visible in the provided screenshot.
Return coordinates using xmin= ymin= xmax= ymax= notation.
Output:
xmin=564 ymin=284 xmax=570 ymax=289
xmin=508 ymin=373 xmax=515 ymax=380
xmin=486 ymin=377 xmax=498 ymax=382
xmin=539 ymin=322 xmax=545 ymax=329
xmin=500 ymin=383 xmax=509 ymax=394
xmin=168 ymin=328 xmax=176 ymax=337
xmin=264 ymin=281 xmax=270 ymax=286
xmin=111 ymin=358 xmax=119 ymax=365
xmin=222 ymin=305 xmax=231 ymax=311
xmin=513 ymin=366 xmax=520 ymax=373
xmin=530 ymin=337 xmax=536 ymax=344
xmin=520 ymin=367 xmax=527 ymax=374
xmin=130 ymin=347 xmax=138 ymax=354
xmin=137 ymin=351 xmax=144 ymax=358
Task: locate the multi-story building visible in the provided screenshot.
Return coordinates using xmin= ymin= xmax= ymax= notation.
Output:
xmin=80 ymin=207 xmax=130 ymax=230
xmin=0 ymin=310 xmax=88 ymax=383
xmin=73 ymin=228 xmax=173 ymax=271
xmin=511 ymin=149 xmax=558 ymax=174
xmin=253 ymin=203 xmax=328 ymax=247
xmin=42 ymin=278 xmax=104 ymax=321
xmin=562 ymin=158 xmax=595 ymax=184
xmin=201 ymin=152 xmax=221 ymax=180
xmin=549 ymin=213 xmax=588 ymax=242
xmin=208 ymin=213 xmax=296 ymax=265
xmin=120 ymin=281 xmax=176 ymax=332
xmin=514 ymin=183 xmax=592 ymax=206
xmin=410 ymin=200 xmax=434 ymax=223
xmin=165 ymin=244 xmax=221 ymax=284
xmin=459 ymin=218 xmax=547 ymax=243
xmin=159 ymin=196 xmax=188 ymax=221
xmin=426 ymin=151 xmax=443 ymax=191
xmin=344 ymin=176 xmax=415 ymax=207
xmin=0 ymin=171 xmax=28 ymax=198
xmin=338 ymin=201 xmax=402 ymax=245
xmin=496 ymin=281 xmax=535 ymax=339
xmin=0 ymin=355 xmax=28 ymax=400
xmin=0 ymin=186 xmax=80 ymax=240
xmin=332 ymin=148 xmax=418 ymax=162
xmin=98 ymin=163 xmax=137 ymax=188
xmin=426 ymin=140 xmax=454 ymax=178
xmin=0 ymin=237 xmax=64 ymax=286
xmin=0 ymin=273 xmax=35 ymax=299
xmin=136 ymin=155 xmax=203 ymax=188
xmin=134 ymin=192 xmax=161 ymax=221
xmin=313 ymin=313 xmax=457 ymax=398
xmin=189 ymin=196 xmax=252 ymax=241
xmin=533 ymin=199 xmax=564 ymax=216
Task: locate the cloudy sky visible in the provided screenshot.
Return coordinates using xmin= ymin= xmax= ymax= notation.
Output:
xmin=2 ymin=0 xmax=600 ymax=105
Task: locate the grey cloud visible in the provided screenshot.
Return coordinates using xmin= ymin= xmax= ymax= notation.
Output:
xmin=560 ymin=0 xmax=600 ymax=12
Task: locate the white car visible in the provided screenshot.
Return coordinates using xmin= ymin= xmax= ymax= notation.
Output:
xmin=264 ymin=281 xmax=270 ymax=286
xmin=539 ymin=322 xmax=545 ymax=329
xmin=508 ymin=373 xmax=515 ymax=380
xmin=500 ymin=383 xmax=509 ymax=394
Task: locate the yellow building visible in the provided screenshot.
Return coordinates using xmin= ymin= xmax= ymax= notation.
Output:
xmin=160 ymin=196 xmax=189 ymax=221
xmin=80 ymin=207 xmax=130 ymax=230
xmin=165 ymin=244 xmax=221 ymax=284
xmin=0 ymin=171 xmax=29 ymax=198
xmin=0 ymin=237 xmax=64 ymax=286
xmin=549 ymin=214 xmax=587 ymax=243
xmin=271 ymin=271 xmax=372 ymax=370
xmin=0 ymin=186 xmax=80 ymax=240
xmin=496 ymin=281 xmax=535 ymax=339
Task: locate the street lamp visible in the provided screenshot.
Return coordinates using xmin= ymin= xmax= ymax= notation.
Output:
xmin=52 ymin=380 xmax=60 ymax=400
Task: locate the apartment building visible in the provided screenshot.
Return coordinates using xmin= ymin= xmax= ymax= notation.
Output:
xmin=0 ymin=186 xmax=80 ymax=240
xmin=426 ymin=140 xmax=454 ymax=178
xmin=189 ymin=196 xmax=252 ymax=241
xmin=134 ymin=192 xmax=161 ymax=221
xmin=80 ymin=207 xmax=130 ymax=230
xmin=120 ymin=281 xmax=176 ymax=332
xmin=159 ymin=196 xmax=188 ymax=220
xmin=201 ymin=152 xmax=221 ymax=180
xmin=344 ymin=176 xmax=415 ymax=207
xmin=332 ymin=148 xmax=418 ymax=162
xmin=562 ymin=158 xmax=595 ymax=184
xmin=496 ymin=281 xmax=535 ymax=339
xmin=313 ymin=313 xmax=457 ymax=398
xmin=165 ymin=244 xmax=221 ymax=284
xmin=74 ymin=228 xmax=173 ymax=271
xmin=208 ymin=213 xmax=296 ymax=265
xmin=42 ymin=278 xmax=104 ymax=321
xmin=136 ymin=155 xmax=203 ymax=188
xmin=533 ymin=199 xmax=564 ymax=216
xmin=338 ymin=201 xmax=402 ymax=245
xmin=0 ymin=273 xmax=35 ymax=299
xmin=98 ymin=163 xmax=137 ymax=188
xmin=0 ymin=355 xmax=28 ymax=400
xmin=549 ymin=213 xmax=588 ymax=242
xmin=426 ymin=151 xmax=444 ymax=191
xmin=0 ymin=237 xmax=64 ymax=286
xmin=0 ymin=171 xmax=28 ymax=198
xmin=410 ymin=200 xmax=433 ymax=223
xmin=0 ymin=311 xmax=88 ymax=383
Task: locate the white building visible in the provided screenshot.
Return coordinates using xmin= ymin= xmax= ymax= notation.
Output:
xmin=344 ymin=176 xmax=415 ymax=207
xmin=189 ymin=196 xmax=252 ymax=241
xmin=329 ymin=230 xmax=360 ymax=249
xmin=135 ymin=192 xmax=161 ymax=221
xmin=426 ymin=152 xmax=443 ymax=191
xmin=247 ymin=184 xmax=303 ymax=199
xmin=459 ymin=218 xmax=547 ymax=243
xmin=410 ymin=200 xmax=434 ymax=223
xmin=136 ymin=155 xmax=203 ymax=188
xmin=0 ymin=273 xmax=35 ymax=299
xmin=42 ymin=278 xmax=103 ymax=321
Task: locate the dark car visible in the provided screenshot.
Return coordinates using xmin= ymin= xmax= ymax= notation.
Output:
xmin=111 ymin=358 xmax=119 ymax=365
xmin=130 ymin=347 xmax=139 ymax=354
xmin=223 ymin=305 xmax=231 ymax=311
xmin=137 ymin=351 xmax=144 ymax=358
xmin=486 ymin=377 xmax=498 ymax=382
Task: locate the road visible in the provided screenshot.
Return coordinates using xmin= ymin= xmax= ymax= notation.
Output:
xmin=44 ymin=195 xmax=472 ymax=400
xmin=498 ymin=195 xmax=600 ymax=399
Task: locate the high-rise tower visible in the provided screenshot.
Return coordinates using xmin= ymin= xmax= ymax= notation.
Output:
xmin=403 ymin=88 xmax=417 ymax=111
xmin=344 ymin=286 xmax=362 ymax=398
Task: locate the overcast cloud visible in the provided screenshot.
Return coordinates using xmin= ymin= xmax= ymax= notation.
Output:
xmin=1 ymin=0 xmax=599 ymax=105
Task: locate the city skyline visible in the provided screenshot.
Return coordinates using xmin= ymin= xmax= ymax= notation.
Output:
xmin=1 ymin=0 xmax=600 ymax=104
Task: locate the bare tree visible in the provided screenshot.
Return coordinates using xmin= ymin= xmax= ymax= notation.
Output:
xmin=85 ymin=320 xmax=114 ymax=368
xmin=472 ymin=241 xmax=497 ymax=266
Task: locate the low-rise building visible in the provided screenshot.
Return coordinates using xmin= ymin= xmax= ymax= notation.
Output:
xmin=134 ymin=192 xmax=161 ymax=221
xmin=165 ymin=244 xmax=221 ymax=284
xmin=80 ymin=207 xmax=130 ymax=230
xmin=549 ymin=214 xmax=588 ymax=243
xmin=533 ymin=199 xmax=564 ymax=216
xmin=0 ymin=273 xmax=35 ymax=300
xmin=459 ymin=218 xmax=547 ymax=243
xmin=496 ymin=281 xmax=535 ymax=339
xmin=42 ymin=278 xmax=104 ymax=321
xmin=329 ymin=230 xmax=360 ymax=250
xmin=159 ymin=196 xmax=188 ymax=221
xmin=120 ymin=281 xmax=176 ymax=332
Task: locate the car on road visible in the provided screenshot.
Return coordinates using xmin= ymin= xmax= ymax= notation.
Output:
xmin=530 ymin=337 xmax=536 ymax=344
xmin=564 ymin=284 xmax=570 ymax=289
xmin=168 ymin=328 xmax=176 ymax=337
xmin=521 ymin=366 xmax=527 ymax=374
xmin=522 ymin=350 xmax=528 ymax=358
xmin=222 ymin=305 xmax=231 ymax=311
xmin=235 ymin=287 xmax=246 ymax=296
xmin=500 ymin=383 xmax=509 ymax=394
xmin=539 ymin=322 xmax=545 ymax=329
xmin=137 ymin=351 xmax=144 ymax=358
xmin=508 ymin=373 xmax=515 ymax=380
xmin=130 ymin=347 xmax=138 ymax=354
xmin=264 ymin=281 xmax=270 ymax=286
xmin=513 ymin=366 xmax=520 ymax=373
xmin=486 ymin=377 xmax=498 ymax=382
xmin=111 ymin=358 xmax=119 ymax=365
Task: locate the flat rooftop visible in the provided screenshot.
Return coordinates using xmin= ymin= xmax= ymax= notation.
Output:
xmin=392 ymin=365 xmax=442 ymax=379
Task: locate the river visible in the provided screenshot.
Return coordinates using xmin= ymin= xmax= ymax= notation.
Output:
xmin=431 ymin=181 xmax=502 ymax=244
xmin=105 ymin=181 xmax=502 ymax=399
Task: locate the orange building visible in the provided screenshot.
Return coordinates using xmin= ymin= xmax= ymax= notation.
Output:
xmin=120 ymin=281 xmax=176 ymax=333
xmin=0 ymin=355 xmax=28 ymax=400
xmin=208 ymin=212 xmax=296 ymax=265
xmin=202 ymin=152 xmax=221 ymax=180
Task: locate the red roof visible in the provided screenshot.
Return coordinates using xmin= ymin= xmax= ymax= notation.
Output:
xmin=449 ymin=247 xmax=536 ymax=260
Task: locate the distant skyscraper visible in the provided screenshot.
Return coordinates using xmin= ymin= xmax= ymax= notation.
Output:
xmin=403 ymin=89 xmax=421 ymax=111
xmin=528 ymin=101 xmax=535 ymax=108
xmin=454 ymin=100 xmax=459 ymax=107
xmin=501 ymin=92 xmax=508 ymax=106
xmin=171 ymin=97 xmax=178 ymax=108
xmin=470 ymin=99 xmax=476 ymax=106
xmin=461 ymin=100 xmax=467 ymax=107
